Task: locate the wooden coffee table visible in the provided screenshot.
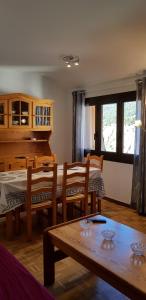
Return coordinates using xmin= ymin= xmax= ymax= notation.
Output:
xmin=43 ymin=214 xmax=146 ymax=300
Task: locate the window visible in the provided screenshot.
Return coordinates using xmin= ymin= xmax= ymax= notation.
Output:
xmin=123 ymin=101 xmax=136 ymax=154
xmin=101 ymin=103 xmax=117 ymax=152
xmin=85 ymin=91 xmax=136 ymax=164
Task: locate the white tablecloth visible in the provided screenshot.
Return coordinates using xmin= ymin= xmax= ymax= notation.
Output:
xmin=0 ymin=166 xmax=105 ymax=214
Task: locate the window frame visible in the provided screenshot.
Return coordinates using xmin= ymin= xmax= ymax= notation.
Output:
xmin=85 ymin=91 xmax=136 ymax=164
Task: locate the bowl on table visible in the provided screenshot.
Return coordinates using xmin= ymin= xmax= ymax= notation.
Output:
xmin=101 ymin=229 xmax=115 ymax=241
xmin=80 ymin=219 xmax=90 ymax=230
xmin=131 ymin=241 xmax=146 ymax=256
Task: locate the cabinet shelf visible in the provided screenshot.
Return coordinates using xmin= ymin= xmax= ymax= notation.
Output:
xmin=0 ymin=139 xmax=48 ymax=143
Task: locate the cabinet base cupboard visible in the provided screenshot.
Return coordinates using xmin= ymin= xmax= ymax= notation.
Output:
xmin=0 ymin=93 xmax=54 ymax=171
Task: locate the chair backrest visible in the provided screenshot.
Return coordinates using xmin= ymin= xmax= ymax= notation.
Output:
xmin=62 ymin=162 xmax=89 ymax=201
xmin=34 ymin=154 xmax=57 ymax=168
xmin=86 ymin=154 xmax=104 ymax=171
xmin=26 ymin=164 xmax=57 ymax=210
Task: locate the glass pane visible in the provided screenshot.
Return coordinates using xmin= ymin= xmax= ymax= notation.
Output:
xmin=0 ymin=115 xmax=4 ymax=125
xmin=35 ymin=116 xmax=43 ymax=125
xmin=21 ymin=101 xmax=29 ymax=115
xmin=0 ymin=103 xmax=4 ymax=114
xmin=44 ymin=117 xmax=49 ymax=126
xmin=43 ymin=107 xmax=50 ymax=116
xmin=123 ymin=101 xmax=136 ymax=154
xmin=36 ymin=106 xmax=43 ymax=115
xmin=84 ymin=106 xmax=95 ymax=150
xmin=12 ymin=101 xmax=20 ymax=114
xmin=12 ymin=116 xmax=20 ymax=125
xmin=35 ymin=117 xmax=39 ymax=125
xmin=101 ymin=103 xmax=117 ymax=152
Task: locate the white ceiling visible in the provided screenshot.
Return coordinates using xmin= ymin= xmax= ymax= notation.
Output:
xmin=1 ymin=0 xmax=146 ymax=90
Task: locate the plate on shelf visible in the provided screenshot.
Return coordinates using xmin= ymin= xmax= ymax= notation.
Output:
xmin=22 ymin=111 xmax=28 ymax=115
xmin=12 ymin=121 xmax=19 ymax=125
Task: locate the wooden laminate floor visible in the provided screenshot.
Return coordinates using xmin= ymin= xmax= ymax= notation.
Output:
xmin=0 ymin=200 xmax=146 ymax=300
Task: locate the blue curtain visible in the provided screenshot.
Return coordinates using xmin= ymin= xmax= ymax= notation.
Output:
xmin=72 ymin=90 xmax=85 ymax=162
xmin=131 ymin=78 xmax=146 ymax=214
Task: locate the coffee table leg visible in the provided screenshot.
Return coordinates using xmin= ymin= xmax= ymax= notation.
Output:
xmin=6 ymin=211 xmax=13 ymax=240
xmin=91 ymin=191 xmax=96 ymax=213
xmin=43 ymin=231 xmax=55 ymax=286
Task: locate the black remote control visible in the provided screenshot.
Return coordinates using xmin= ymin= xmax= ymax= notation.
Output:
xmin=87 ymin=218 xmax=106 ymax=223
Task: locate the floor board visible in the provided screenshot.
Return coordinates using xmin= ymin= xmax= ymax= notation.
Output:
xmin=0 ymin=200 xmax=145 ymax=300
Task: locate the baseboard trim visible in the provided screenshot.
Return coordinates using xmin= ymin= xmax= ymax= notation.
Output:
xmin=103 ymin=196 xmax=131 ymax=208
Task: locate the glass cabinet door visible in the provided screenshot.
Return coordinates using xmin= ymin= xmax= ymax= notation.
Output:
xmin=9 ymin=100 xmax=32 ymax=128
xmin=0 ymin=100 xmax=8 ymax=128
xmin=33 ymin=102 xmax=53 ymax=130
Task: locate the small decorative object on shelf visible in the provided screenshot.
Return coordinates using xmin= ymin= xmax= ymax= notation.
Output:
xmin=21 ymin=118 xmax=27 ymax=124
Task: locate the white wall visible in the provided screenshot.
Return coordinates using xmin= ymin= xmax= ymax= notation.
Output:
xmin=42 ymin=77 xmax=72 ymax=163
xmin=0 ymin=70 xmax=71 ymax=163
xmin=0 ymin=70 xmax=44 ymax=96
xmin=103 ymin=161 xmax=133 ymax=204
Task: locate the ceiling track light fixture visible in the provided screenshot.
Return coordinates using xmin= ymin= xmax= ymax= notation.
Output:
xmin=63 ymin=55 xmax=79 ymax=68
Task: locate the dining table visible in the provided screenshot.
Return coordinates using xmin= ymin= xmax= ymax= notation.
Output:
xmin=0 ymin=165 xmax=105 ymax=215
xmin=0 ymin=165 xmax=105 ymax=239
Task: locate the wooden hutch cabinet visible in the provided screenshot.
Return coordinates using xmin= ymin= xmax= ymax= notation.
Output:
xmin=0 ymin=93 xmax=54 ymax=171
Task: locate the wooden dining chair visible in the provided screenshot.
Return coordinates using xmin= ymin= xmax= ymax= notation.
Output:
xmin=34 ymin=154 xmax=57 ymax=168
xmin=26 ymin=164 xmax=57 ymax=241
xmin=86 ymin=154 xmax=104 ymax=213
xmin=86 ymin=154 xmax=104 ymax=171
xmin=62 ymin=162 xmax=89 ymax=222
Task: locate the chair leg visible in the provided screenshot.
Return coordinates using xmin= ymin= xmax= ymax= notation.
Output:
xmin=63 ymin=204 xmax=67 ymax=222
xmin=91 ymin=191 xmax=96 ymax=213
xmin=6 ymin=211 xmax=13 ymax=240
xmin=15 ymin=207 xmax=21 ymax=235
xmin=81 ymin=201 xmax=84 ymax=216
xmin=48 ymin=207 xmax=53 ymax=226
xmin=98 ymin=198 xmax=101 ymax=213
xmin=52 ymin=205 xmax=57 ymax=226
xmin=26 ymin=211 xmax=32 ymax=241
xmin=84 ymin=198 xmax=88 ymax=216
xmin=67 ymin=203 xmax=74 ymax=220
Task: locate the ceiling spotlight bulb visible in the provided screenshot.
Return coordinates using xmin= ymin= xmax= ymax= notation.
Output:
xmin=74 ymin=61 xmax=79 ymax=66
xmin=67 ymin=63 xmax=71 ymax=68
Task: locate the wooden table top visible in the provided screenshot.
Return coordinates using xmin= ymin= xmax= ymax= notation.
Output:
xmin=48 ymin=215 xmax=146 ymax=299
